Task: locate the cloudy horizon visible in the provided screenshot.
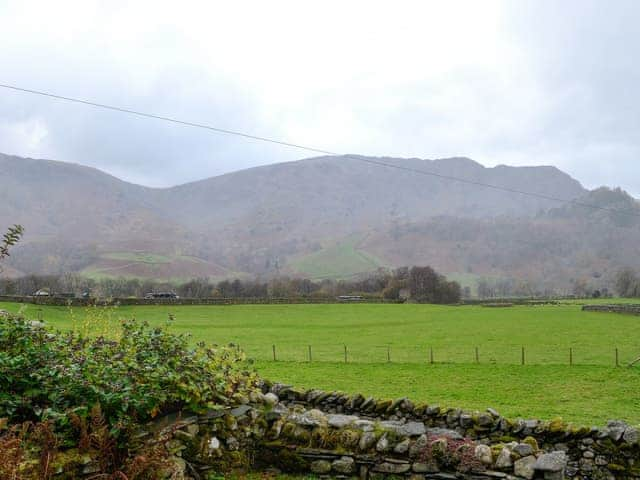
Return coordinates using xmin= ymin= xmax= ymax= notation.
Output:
xmin=1 ymin=0 xmax=639 ymax=195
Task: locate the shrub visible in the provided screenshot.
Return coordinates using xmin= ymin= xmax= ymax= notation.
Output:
xmin=0 ymin=314 xmax=259 ymax=438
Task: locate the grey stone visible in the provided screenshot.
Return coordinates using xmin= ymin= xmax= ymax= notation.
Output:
xmin=606 ymin=420 xmax=628 ymax=442
xmin=487 ymin=407 xmax=500 ymax=417
xmin=332 ymin=456 xmax=356 ymax=474
xmin=583 ymin=450 xmax=594 ymax=459
xmin=360 ymin=396 xmax=376 ymax=411
xmin=459 ymin=413 xmax=474 ymax=428
xmin=514 ymin=455 xmax=536 ymax=479
xmin=230 ymin=405 xmax=252 ymax=417
xmin=310 ymin=460 xmax=332 ymax=474
xmin=400 ymin=421 xmax=427 ymax=436
xmin=225 ymin=436 xmax=239 ymax=450
xmin=446 ymin=409 xmax=460 ymax=425
xmin=376 ymin=434 xmax=390 ymax=452
xmin=426 ymin=427 xmax=463 ymax=440
xmin=354 ymin=419 xmax=375 ymax=431
xmin=512 ymin=443 xmax=534 ymax=457
xmin=474 ymin=444 xmax=493 ymax=465
xmin=412 ymin=462 xmax=439 ymax=473
xmin=553 ymin=442 xmax=568 ymax=452
xmin=290 ymin=409 xmax=325 ymax=426
xmin=373 ymin=462 xmax=411 ymax=474
xmin=409 ymin=434 xmax=429 ymax=457
xmin=327 ymin=414 xmax=358 ymax=428
xmin=359 ymin=431 xmax=377 ymax=451
xmin=495 ymin=447 xmax=513 ymax=469
xmin=595 ymin=455 xmax=608 ymax=466
xmin=477 ymin=413 xmax=494 ymax=427
xmin=512 ymin=419 xmax=526 ymax=434
xmin=623 ymin=426 xmax=639 ymax=445
xmin=394 ymin=438 xmax=410 ymax=454
xmin=534 ymin=451 xmax=567 ymax=472
xmin=263 ymin=392 xmax=279 ymax=406
xmin=579 ymin=458 xmax=594 ymax=472
xmin=425 ymin=405 xmax=441 ymax=416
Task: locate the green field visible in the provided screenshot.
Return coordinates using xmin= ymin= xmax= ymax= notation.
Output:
xmin=2 ymin=301 xmax=639 ymax=425
xmin=290 ymin=238 xmax=385 ymax=279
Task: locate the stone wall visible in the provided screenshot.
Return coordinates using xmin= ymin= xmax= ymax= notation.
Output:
xmin=30 ymin=384 xmax=640 ymax=479
xmin=582 ymin=304 xmax=640 ymax=315
xmin=261 ymin=382 xmax=640 ymax=479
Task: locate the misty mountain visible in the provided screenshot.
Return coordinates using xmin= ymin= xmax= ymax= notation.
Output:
xmin=3 ymin=151 xmax=637 ymax=292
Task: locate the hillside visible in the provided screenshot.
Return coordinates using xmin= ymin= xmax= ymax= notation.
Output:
xmin=3 ymin=151 xmax=635 ymax=291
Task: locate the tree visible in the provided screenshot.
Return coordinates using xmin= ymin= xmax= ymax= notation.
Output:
xmin=0 ymin=225 xmax=24 ymax=273
xmin=615 ymin=268 xmax=640 ymax=297
xmin=408 ymin=266 xmax=461 ymax=304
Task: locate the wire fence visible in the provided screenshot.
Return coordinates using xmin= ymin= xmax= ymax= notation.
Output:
xmin=232 ymin=343 xmax=638 ymax=367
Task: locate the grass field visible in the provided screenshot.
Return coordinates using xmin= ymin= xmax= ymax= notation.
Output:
xmin=2 ymin=301 xmax=639 ymax=425
xmin=290 ymin=238 xmax=385 ymax=279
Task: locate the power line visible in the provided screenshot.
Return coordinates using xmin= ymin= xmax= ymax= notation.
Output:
xmin=1 ymin=82 xmax=639 ymax=218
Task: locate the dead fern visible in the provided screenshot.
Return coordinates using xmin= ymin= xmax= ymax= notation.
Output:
xmin=32 ymin=421 xmax=59 ymax=480
xmin=0 ymin=422 xmax=28 ymax=480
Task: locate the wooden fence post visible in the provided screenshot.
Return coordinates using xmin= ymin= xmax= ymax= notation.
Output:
xmin=308 ymin=345 xmax=312 ymax=362
xmin=344 ymin=345 xmax=348 ymax=363
xmin=429 ymin=347 xmax=434 ymax=364
xmin=569 ymin=347 xmax=573 ymax=366
xmin=475 ymin=346 xmax=479 ymax=364
xmin=616 ymin=347 xmax=619 ymax=367
xmin=387 ymin=346 xmax=391 ymax=363
xmin=272 ymin=344 xmax=276 ymax=362
xmin=521 ymin=346 xmax=525 ymax=365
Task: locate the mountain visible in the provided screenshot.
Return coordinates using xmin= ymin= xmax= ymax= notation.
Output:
xmin=3 ymin=151 xmax=638 ymax=292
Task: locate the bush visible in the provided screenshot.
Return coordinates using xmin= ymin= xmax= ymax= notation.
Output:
xmin=0 ymin=314 xmax=259 ymax=436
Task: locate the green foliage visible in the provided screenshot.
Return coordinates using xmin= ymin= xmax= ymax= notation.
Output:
xmin=0 ymin=224 xmax=24 ymax=271
xmin=0 ymin=313 xmax=259 ymax=438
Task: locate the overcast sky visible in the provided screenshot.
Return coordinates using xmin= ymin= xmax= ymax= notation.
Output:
xmin=1 ymin=0 xmax=639 ymax=194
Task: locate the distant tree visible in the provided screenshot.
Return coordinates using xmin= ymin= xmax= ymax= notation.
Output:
xmin=408 ymin=266 xmax=461 ymax=304
xmin=615 ymin=268 xmax=640 ymax=297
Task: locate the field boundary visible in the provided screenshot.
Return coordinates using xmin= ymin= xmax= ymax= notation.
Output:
xmin=582 ymin=304 xmax=640 ymax=315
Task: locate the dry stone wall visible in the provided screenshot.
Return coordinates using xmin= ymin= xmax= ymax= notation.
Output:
xmin=582 ymin=305 xmax=640 ymax=315
xmin=261 ymin=382 xmax=640 ymax=479
xmin=33 ymin=383 xmax=640 ymax=479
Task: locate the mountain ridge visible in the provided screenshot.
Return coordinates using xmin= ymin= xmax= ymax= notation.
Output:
xmin=2 ymin=151 xmax=638 ymax=293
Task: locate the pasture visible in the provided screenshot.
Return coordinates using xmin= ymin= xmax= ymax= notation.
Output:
xmin=1 ymin=300 xmax=639 ymax=425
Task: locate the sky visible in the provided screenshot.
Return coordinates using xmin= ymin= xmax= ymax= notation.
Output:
xmin=0 ymin=0 xmax=639 ymax=194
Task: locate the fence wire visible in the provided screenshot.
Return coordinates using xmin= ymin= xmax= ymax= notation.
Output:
xmin=233 ymin=343 xmax=636 ymax=366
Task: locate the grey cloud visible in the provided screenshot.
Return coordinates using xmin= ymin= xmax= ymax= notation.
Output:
xmin=0 ymin=1 xmax=639 ymax=195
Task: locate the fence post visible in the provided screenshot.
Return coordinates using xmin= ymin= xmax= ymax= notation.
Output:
xmin=272 ymin=344 xmax=276 ymax=362
xmin=387 ymin=345 xmax=391 ymax=363
xmin=521 ymin=346 xmax=525 ymax=365
xmin=429 ymin=347 xmax=434 ymax=364
xmin=569 ymin=347 xmax=573 ymax=366
xmin=308 ymin=345 xmax=312 ymax=362
xmin=475 ymin=346 xmax=479 ymax=364
xmin=344 ymin=345 xmax=348 ymax=363
xmin=616 ymin=347 xmax=619 ymax=367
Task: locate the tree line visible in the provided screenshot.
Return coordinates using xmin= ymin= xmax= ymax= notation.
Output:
xmin=0 ymin=266 xmax=462 ymax=304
